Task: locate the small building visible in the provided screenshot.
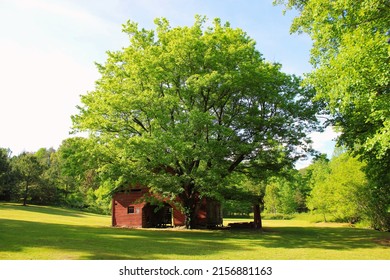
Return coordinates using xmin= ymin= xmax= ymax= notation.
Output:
xmin=112 ymin=186 xmax=223 ymax=228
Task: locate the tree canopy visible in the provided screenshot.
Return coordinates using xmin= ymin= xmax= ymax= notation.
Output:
xmin=72 ymin=16 xmax=320 ymax=228
xmin=276 ymin=0 xmax=390 ymax=230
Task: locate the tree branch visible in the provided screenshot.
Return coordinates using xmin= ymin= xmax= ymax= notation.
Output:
xmin=228 ymin=154 xmax=245 ymax=173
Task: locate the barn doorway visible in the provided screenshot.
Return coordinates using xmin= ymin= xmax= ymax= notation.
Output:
xmin=142 ymin=203 xmax=173 ymax=228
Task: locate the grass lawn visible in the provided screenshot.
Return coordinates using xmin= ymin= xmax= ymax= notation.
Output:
xmin=0 ymin=202 xmax=389 ymax=260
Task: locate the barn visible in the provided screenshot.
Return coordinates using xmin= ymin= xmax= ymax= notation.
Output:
xmin=112 ymin=186 xmax=223 ymax=228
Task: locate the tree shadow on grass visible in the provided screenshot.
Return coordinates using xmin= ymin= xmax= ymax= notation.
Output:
xmin=225 ymin=226 xmax=390 ymax=251
xmin=0 ymin=218 xmax=239 ymax=260
xmin=0 ymin=203 xmax=87 ymax=218
xmin=1 ymin=216 xmax=389 ymax=260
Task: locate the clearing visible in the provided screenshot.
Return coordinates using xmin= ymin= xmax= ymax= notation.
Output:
xmin=0 ymin=203 xmax=389 ymax=260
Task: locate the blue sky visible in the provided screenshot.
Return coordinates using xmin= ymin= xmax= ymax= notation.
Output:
xmin=0 ymin=0 xmax=338 ymax=168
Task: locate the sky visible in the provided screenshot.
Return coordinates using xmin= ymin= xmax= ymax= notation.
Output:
xmin=0 ymin=0 xmax=338 ymax=168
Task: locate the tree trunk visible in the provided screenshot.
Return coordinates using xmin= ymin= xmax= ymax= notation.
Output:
xmin=183 ymin=205 xmax=199 ymax=229
xmin=23 ymin=181 xmax=29 ymax=206
xmin=184 ymin=206 xmax=192 ymax=229
xmin=180 ymin=182 xmax=200 ymax=229
xmin=253 ymin=203 xmax=262 ymax=229
xmin=181 ymin=194 xmax=195 ymax=229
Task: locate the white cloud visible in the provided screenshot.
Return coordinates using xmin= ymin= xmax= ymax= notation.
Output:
xmin=295 ymin=126 xmax=340 ymax=169
xmin=310 ymin=126 xmax=340 ymax=157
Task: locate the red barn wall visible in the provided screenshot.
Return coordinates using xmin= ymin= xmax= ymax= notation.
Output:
xmin=112 ymin=187 xmax=222 ymax=228
xmin=112 ymin=188 xmax=187 ymax=227
xmin=112 ymin=189 xmax=148 ymax=227
xmin=173 ymin=208 xmax=185 ymax=226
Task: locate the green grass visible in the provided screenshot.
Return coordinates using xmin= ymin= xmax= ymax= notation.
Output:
xmin=1 ymin=203 xmax=389 ymax=260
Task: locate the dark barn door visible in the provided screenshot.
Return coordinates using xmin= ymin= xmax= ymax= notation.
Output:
xmin=206 ymin=200 xmax=223 ymax=228
xmin=142 ymin=203 xmax=173 ymax=228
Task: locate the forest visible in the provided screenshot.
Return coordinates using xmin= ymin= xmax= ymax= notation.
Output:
xmin=0 ymin=144 xmax=386 ymax=230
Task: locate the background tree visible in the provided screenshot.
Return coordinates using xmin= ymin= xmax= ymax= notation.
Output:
xmin=276 ymin=0 xmax=390 ymax=230
xmin=72 ymin=16 xmax=320 ymax=228
xmin=264 ymin=170 xmax=308 ymax=215
xmin=305 ymin=155 xmax=332 ymax=222
xmin=32 ymin=148 xmax=61 ymax=205
xmin=264 ymin=180 xmax=280 ymax=215
xmin=12 ymin=152 xmax=44 ymax=206
xmin=221 ymin=175 xmax=261 ymax=220
xmin=327 ymin=152 xmax=368 ymax=223
xmin=0 ymin=148 xmax=15 ymax=201
xmin=57 ymin=137 xmax=111 ymax=213
xmin=307 ymin=151 xmax=369 ymax=223
xmin=222 ymin=199 xmax=252 ymax=217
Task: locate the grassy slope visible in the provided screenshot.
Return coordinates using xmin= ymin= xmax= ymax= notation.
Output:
xmin=0 ymin=203 xmax=389 ymax=260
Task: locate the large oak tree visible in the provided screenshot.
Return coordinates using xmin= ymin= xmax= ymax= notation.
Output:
xmin=73 ymin=17 xmax=320 ymax=228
